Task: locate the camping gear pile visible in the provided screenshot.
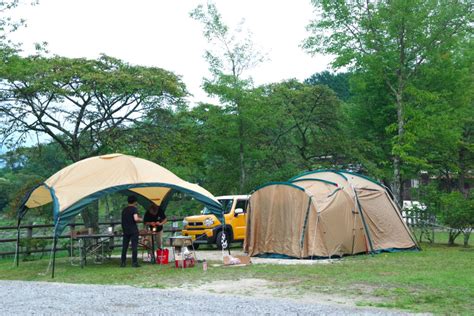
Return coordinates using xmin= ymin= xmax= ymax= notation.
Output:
xmin=169 ymin=236 xmax=196 ymax=268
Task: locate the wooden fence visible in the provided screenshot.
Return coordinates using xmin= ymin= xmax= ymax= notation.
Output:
xmin=0 ymin=217 xmax=184 ymax=257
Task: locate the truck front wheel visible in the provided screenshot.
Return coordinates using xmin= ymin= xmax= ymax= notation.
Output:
xmin=216 ymin=230 xmax=229 ymax=250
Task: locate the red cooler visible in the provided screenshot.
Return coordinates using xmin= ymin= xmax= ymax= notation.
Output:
xmin=156 ymin=248 xmax=169 ymax=264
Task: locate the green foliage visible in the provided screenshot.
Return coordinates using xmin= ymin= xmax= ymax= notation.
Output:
xmin=417 ymin=182 xmax=473 ymax=246
xmin=0 ymin=0 xmax=471 ymax=233
xmin=0 ymin=53 xmax=186 ymax=161
xmin=0 ymin=143 xmax=68 ymax=216
xmin=305 ymin=0 xmax=473 ymax=198
xmin=19 ymin=238 xmax=48 ymax=261
xmin=190 ymin=2 xmax=265 ymax=193
xmin=305 ymin=71 xmax=351 ymax=101
xmin=439 ymin=192 xmax=474 ymax=232
xmin=261 ymin=80 xmax=351 ymax=170
xmin=190 ymin=2 xmax=264 ymax=81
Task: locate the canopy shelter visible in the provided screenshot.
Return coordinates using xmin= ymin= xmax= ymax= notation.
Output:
xmin=244 ymin=170 xmax=418 ymax=259
xmin=15 ymin=153 xmax=222 ymax=277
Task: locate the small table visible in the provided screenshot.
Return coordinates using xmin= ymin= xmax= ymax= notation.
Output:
xmin=139 ymin=231 xmax=160 ymax=264
xmin=73 ymin=234 xmax=115 ymax=268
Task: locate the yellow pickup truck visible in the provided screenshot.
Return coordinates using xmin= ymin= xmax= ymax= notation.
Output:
xmin=181 ymin=195 xmax=249 ymax=249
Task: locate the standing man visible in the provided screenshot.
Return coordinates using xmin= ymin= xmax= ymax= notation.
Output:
xmin=143 ymin=204 xmax=167 ymax=249
xmin=121 ymin=195 xmax=142 ymax=267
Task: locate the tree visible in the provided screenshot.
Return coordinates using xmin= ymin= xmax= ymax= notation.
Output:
xmin=263 ymin=80 xmax=349 ymax=170
xmin=304 ymin=0 xmax=473 ymax=203
xmin=0 ymin=54 xmax=186 ymax=161
xmin=0 ymin=53 xmax=186 ymax=230
xmin=305 ymin=71 xmax=351 ymax=101
xmin=190 ymin=2 xmax=264 ymax=193
xmin=439 ymin=192 xmax=474 ymax=246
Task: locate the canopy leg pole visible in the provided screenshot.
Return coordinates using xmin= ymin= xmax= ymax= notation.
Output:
xmin=226 ymin=226 xmax=231 ymax=255
xmin=15 ymin=217 xmax=22 ymax=267
xmin=51 ymin=235 xmax=58 ymax=279
xmin=51 ymin=219 xmax=60 ymax=279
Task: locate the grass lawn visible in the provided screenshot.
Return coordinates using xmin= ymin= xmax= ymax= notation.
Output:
xmin=0 ymin=241 xmax=472 ymax=314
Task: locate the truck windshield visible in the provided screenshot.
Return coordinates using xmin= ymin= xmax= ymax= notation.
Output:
xmin=201 ymin=199 xmax=233 ymax=215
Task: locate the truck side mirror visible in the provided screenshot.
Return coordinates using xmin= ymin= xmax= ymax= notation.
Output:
xmin=234 ymin=208 xmax=244 ymax=216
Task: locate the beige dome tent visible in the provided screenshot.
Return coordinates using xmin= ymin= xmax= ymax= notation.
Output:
xmin=244 ymin=170 xmax=418 ymax=258
xmin=16 ymin=153 xmax=222 ymax=276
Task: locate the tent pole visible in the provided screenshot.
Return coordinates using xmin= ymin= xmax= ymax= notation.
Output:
xmin=227 ymin=226 xmax=231 ymax=255
xmin=51 ymin=235 xmax=58 ymax=279
xmin=51 ymin=219 xmax=60 ymax=279
xmin=300 ymin=196 xmax=313 ymax=257
xmin=384 ymin=192 xmax=420 ymax=250
xmin=353 ymin=188 xmax=375 ymax=255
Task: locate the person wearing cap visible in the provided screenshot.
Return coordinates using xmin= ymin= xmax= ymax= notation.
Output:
xmin=120 ymin=195 xmax=142 ymax=267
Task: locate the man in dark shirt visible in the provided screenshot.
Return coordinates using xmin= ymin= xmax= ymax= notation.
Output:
xmin=121 ymin=195 xmax=142 ymax=267
xmin=143 ymin=204 xmax=167 ymax=249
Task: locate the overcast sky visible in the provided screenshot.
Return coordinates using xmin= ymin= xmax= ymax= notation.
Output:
xmin=9 ymin=0 xmax=333 ymax=105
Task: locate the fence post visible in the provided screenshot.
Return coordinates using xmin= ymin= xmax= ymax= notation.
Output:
xmin=70 ymin=223 xmax=76 ymax=257
xmin=109 ymin=223 xmax=115 ymax=251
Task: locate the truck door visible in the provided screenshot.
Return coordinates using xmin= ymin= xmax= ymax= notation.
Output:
xmin=232 ymin=199 xmax=248 ymax=240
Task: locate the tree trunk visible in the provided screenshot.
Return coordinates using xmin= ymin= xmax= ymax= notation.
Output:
xmin=458 ymin=146 xmax=467 ymax=197
xmin=393 ymin=156 xmax=402 ymax=205
xmin=448 ymin=229 xmax=460 ymax=246
xmin=392 ymin=93 xmax=404 ymax=205
xmin=238 ymin=116 xmax=246 ymax=193
xmin=463 ymin=229 xmax=471 ymax=247
xmin=81 ymin=200 xmax=99 ymax=234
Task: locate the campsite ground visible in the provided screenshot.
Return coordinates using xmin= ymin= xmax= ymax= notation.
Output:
xmin=0 ymin=239 xmax=472 ymax=315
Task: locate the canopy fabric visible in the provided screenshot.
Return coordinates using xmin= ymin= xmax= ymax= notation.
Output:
xmin=19 ymin=153 xmax=222 ymax=234
xmin=245 ymin=170 xmax=418 ymax=258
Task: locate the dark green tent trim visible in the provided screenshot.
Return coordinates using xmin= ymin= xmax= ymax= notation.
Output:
xmin=288 ymin=169 xmax=348 ymax=182
xmin=119 ymin=189 xmax=174 ymax=210
xmin=289 ymin=169 xmax=387 ymax=191
xmin=290 ymin=178 xmax=338 ymax=187
xmin=255 ymin=247 xmax=418 ymax=260
xmin=252 ymin=181 xmax=305 ymax=193
xmin=53 ymin=182 xmax=223 ymax=236
xmin=17 ymin=182 xmax=222 ymax=237
xmin=353 ymin=189 xmax=375 ymax=254
xmin=339 ymin=170 xmax=385 ymax=190
xmin=300 ymin=196 xmax=313 ymax=250
xmin=327 ymin=187 xmax=342 ymax=198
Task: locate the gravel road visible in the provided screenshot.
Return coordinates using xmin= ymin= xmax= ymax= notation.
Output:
xmin=0 ymin=280 xmax=411 ymax=315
